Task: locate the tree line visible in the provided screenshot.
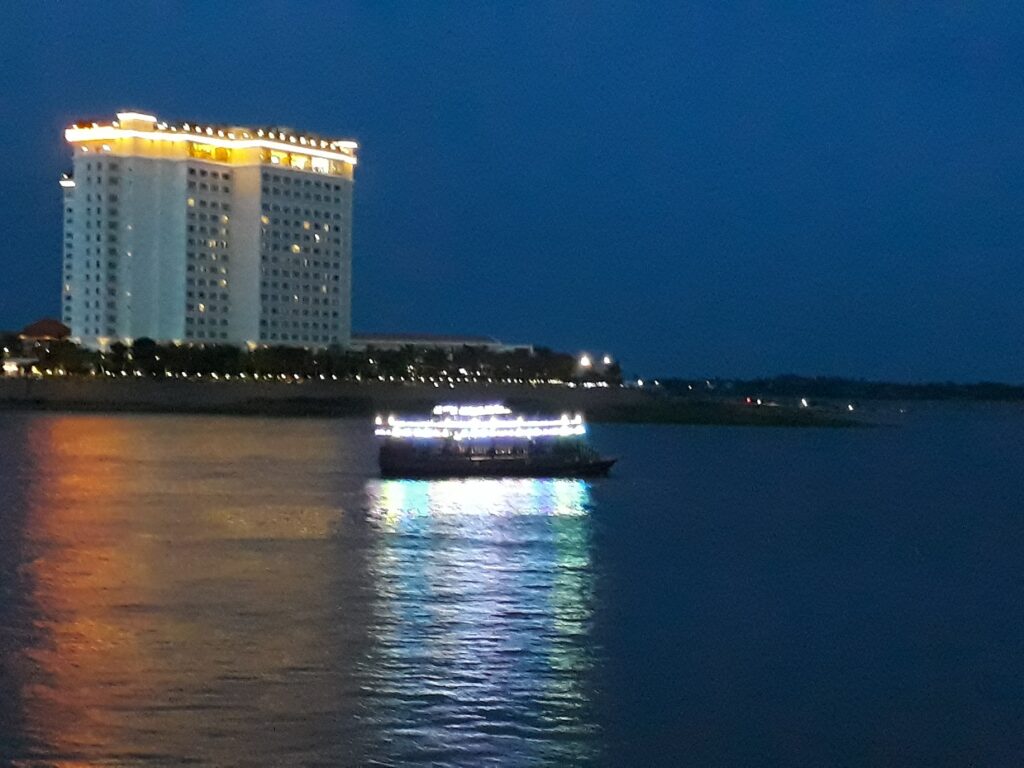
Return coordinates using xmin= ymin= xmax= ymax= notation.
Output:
xmin=7 ymin=336 xmax=622 ymax=385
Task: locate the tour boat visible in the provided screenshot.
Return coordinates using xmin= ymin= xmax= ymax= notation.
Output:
xmin=373 ymin=403 xmax=616 ymax=478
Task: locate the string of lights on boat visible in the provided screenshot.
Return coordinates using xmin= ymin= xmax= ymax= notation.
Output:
xmin=374 ymin=404 xmax=586 ymax=441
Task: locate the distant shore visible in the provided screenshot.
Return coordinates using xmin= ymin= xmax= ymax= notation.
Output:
xmin=0 ymin=378 xmax=862 ymax=427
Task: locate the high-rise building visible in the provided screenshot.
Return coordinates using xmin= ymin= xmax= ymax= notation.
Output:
xmin=60 ymin=111 xmax=357 ymax=349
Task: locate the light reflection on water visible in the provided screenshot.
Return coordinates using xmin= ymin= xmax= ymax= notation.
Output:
xmin=0 ymin=415 xmax=601 ymax=767
xmin=368 ymin=476 xmax=593 ymax=522
xmin=360 ymin=478 xmax=599 ymax=765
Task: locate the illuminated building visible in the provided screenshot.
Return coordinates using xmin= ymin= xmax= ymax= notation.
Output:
xmin=60 ymin=111 xmax=357 ymax=349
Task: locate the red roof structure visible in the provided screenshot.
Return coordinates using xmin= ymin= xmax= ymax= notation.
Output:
xmin=19 ymin=318 xmax=71 ymax=340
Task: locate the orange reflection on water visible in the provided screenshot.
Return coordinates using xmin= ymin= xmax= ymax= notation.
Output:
xmin=13 ymin=414 xmax=367 ymax=765
xmin=20 ymin=415 xmax=149 ymax=757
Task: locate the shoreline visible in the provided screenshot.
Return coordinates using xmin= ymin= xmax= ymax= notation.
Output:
xmin=0 ymin=379 xmax=862 ymax=427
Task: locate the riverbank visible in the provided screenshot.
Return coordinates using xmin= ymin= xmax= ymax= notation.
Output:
xmin=0 ymin=378 xmax=861 ymax=427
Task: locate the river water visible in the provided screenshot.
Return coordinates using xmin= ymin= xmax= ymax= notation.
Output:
xmin=0 ymin=407 xmax=1022 ymax=766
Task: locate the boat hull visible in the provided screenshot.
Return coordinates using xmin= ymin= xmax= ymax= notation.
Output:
xmin=379 ymin=450 xmax=616 ymax=479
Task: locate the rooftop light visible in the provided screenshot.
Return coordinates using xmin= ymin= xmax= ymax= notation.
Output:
xmin=116 ymin=111 xmax=157 ymax=123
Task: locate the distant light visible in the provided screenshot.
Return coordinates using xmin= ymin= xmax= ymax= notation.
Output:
xmin=800 ymin=398 xmax=809 ymax=408
xmin=602 ymin=355 xmax=612 ymax=366
xmin=579 ymin=354 xmax=592 ymax=368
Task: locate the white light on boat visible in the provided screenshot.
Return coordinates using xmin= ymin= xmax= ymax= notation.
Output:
xmin=374 ymin=409 xmax=586 ymax=441
xmin=375 ymin=422 xmax=586 ymax=440
xmin=432 ymin=403 xmax=511 ymax=417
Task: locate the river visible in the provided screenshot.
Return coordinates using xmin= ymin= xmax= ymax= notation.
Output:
xmin=0 ymin=407 xmax=1022 ymax=766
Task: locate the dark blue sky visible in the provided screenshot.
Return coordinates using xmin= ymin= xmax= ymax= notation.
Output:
xmin=2 ymin=2 xmax=1022 ymax=380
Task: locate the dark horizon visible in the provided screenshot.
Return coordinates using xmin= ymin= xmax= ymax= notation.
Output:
xmin=3 ymin=3 xmax=1023 ymax=381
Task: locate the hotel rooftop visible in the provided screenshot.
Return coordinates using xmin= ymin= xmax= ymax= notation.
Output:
xmin=65 ymin=110 xmax=357 ymax=177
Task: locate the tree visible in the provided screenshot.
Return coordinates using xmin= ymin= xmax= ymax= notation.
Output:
xmin=107 ymin=341 xmax=129 ymax=373
xmin=131 ymin=337 xmax=163 ymax=377
xmin=0 ymin=332 xmax=20 ymax=356
xmin=37 ymin=339 xmax=97 ymax=375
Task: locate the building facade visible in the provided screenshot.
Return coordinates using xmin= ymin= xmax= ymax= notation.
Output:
xmin=350 ymin=333 xmax=534 ymax=355
xmin=61 ymin=111 xmax=356 ymax=349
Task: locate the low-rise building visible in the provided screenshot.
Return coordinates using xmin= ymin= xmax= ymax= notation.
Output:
xmin=350 ymin=333 xmax=533 ymax=355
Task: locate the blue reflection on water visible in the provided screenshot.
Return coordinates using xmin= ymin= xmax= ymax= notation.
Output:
xmin=367 ymin=477 xmax=592 ymax=524
xmin=360 ymin=478 xmax=600 ymax=765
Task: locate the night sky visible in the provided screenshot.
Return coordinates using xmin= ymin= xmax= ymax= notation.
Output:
xmin=2 ymin=2 xmax=1022 ymax=380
